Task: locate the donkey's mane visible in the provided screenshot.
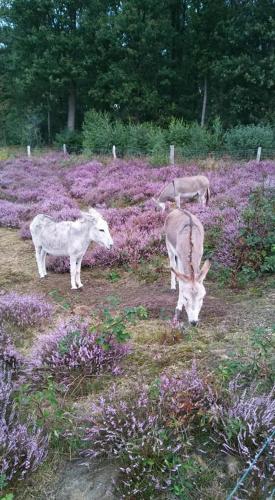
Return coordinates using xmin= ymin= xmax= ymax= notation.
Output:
xmin=179 ymin=209 xmax=195 ymax=280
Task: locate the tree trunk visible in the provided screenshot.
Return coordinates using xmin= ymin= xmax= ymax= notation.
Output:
xmin=67 ymin=86 xmax=76 ymax=131
xmin=47 ymin=108 xmax=51 ymax=143
xmin=200 ymin=77 xmax=207 ymax=127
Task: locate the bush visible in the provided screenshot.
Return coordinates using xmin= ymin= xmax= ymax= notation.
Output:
xmin=211 ymin=379 xmax=275 ymax=484
xmin=82 ymin=110 xmax=113 ymax=154
xmin=168 ymin=119 xmax=210 ymax=158
xmin=29 ymin=319 xmax=130 ymax=387
xmin=3 ymin=108 xmax=43 ymax=147
xmin=54 ymin=129 xmax=83 ymax=154
xmin=0 ymin=360 xmax=48 ymax=487
xmin=127 ymin=122 xmax=156 ymax=155
xmin=233 ymin=187 xmax=275 ymax=284
xmin=0 ymin=293 xmax=53 ymax=328
xmin=82 ymin=362 xmax=215 ymax=498
xmin=224 ymin=124 xmax=274 ymax=155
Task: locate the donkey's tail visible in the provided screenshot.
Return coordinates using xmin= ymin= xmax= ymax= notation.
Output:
xmin=206 ymin=186 xmax=210 ymax=205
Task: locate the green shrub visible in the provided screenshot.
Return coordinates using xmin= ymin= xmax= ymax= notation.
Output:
xmin=54 ymin=129 xmax=82 ymax=154
xmin=127 ymin=122 xmax=156 ymax=155
xmin=112 ymin=121 xmax=128 ymax=156
xmin=167 ymin=118 xmax=191 ymax=147
xmin=224 ymin=124 xmax=274 ymax=154
xmin=83 ymin=110 xmax=113 ymax=154
xmin=168 ymin=119 xmax=210 ymax=158
xmin=149 ymin=127 xmax=168 ymax=165
xmin=234 ymin=187 xmax=275 ymax=283
xmin=3 ymin=108 xmax=43 ymax=147
xmin=208 ymin=116 xmax=224 ymax=150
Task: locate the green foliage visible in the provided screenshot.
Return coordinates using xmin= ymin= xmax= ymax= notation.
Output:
xmin=171 ymin=457 xmax=214 ymax=498
xmin=0 ymin=475 xmax=8 ymax=492
xmin=15 ymin=379 xmax=73 ymax=450
xmin=127 ymin=123 xmax=156 ymax=155
xmin=107 ymin=270 xmax=121 ymax=282
xmin=234 ymin=187 xmax=275 ymax=284
xmin=224 ymin=125 xmax=274 ymax=154
xmin=209 ymin=117 xmax=224 ymax=150
xmin=1 ymin=0 xmax=275 ymax=141
xmin=2 ymin=108 xmax=43 ymax=147
xmin=217 ymin=325 xmax=274 ymax=386
xmin=204 ymin=225 xmax=223 ymax=260
xmin=54 ymin=129 xmax=82 ymax=154
xmin=48 ymin=289 xmax=70 ymax=311
xmin=82 ymin=110 xmax=113 ymax=154
xmin=168 ymin=120 xmax=210 ymax=158
xmin=93 ymin=306 xmax=148 ymax=348
xmin=83 ymin=110 xmax=168 ymax=160
xmin=0 ymin=494 xmax=14 ymax=500
xmin=57 ymin=330 xmax=81 ymax=355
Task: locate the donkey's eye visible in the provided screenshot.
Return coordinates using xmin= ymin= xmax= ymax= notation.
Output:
xmin=99 ymin=229 xmax=105 ymax=232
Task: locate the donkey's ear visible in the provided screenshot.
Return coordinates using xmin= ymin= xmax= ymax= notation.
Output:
xmin=198 ymin=259 xmax=211 ymax=283
xmin=171 ymin=267 xmax=191 ymax=282
xmin=80 ymin=211 xmax=97 ymax=223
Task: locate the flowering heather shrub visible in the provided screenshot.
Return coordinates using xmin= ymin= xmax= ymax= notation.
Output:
xmin=29 ymin=319 xmax=130 ymax=385
xmin=0 ymin=200 xmax=33 ymax=228
xmin=1 ymin=154 xmax=274 ymax=273
xmin=159 ymin=360 xmax=216 ymax=424
xmin=83 ymin=386 xmax=183 ymax=497
xmin=211 ymin=379 xmax=275 ymax=480
xmin=0 ymin=155 xmax=79 ymax=231
xmin=82 ymin=363 xmax=214 ymax=497
xmin=0 ymin=329 xmax=22 ymax=370
xmin=0 ymin=293 xmax=53 ymax=328
xmin=0 ymin=360 xmax=48 ymax=485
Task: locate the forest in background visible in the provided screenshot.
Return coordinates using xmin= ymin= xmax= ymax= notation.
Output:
xmin=0 ymin=0 xmax=274 ymax=146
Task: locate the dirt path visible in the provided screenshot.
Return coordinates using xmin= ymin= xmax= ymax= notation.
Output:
xmin=1 ymin=226 xmax=274 ymax=335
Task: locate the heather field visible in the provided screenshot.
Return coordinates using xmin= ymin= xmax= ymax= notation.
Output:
xmin=0 ymin=153 xmax=274 ymax=500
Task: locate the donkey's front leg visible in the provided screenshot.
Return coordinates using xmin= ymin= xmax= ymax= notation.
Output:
xmin=172 ymin=284 xmax=185 ymax=328
xmin=200 ymin=192 xmax=206 ymax=206
xmin=75 ymin=255 xmax=84 ymax=288
xmin=70 ymin=256 xmax=77 ymax=290
xmin=175 ymin=194 xmax=181 ymax=209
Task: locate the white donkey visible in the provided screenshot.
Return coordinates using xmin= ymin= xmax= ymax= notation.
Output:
xmin=30 ymin=208 xmax=113 ymax=290
xmin=164 ymin=208 xmax=211 ymax=326
xmin=154 ymin=175 xmax=210 ymax=211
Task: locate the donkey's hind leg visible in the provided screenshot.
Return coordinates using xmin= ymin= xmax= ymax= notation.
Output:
xmin=166 ymin=240 xmax=177 ymax=290
xmin=41 ymin=250 xmax=47 ymax=276
xmin=35 ymin=246 xmax=45 ymax=278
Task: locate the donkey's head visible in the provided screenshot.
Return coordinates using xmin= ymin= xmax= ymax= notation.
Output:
xmin=172 ymin=260 xmax=211 ymax=325
xmin=82 ymin=208 xmax=113 ymax=249
xmin=152 ymin=197 xmax=166 ymax=212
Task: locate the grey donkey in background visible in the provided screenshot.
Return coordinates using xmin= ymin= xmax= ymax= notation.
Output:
xmin=153 ymin=175 xmax=210 ymax=211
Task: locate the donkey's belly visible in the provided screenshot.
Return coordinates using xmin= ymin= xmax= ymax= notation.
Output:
xmin=179 ymin=191 xmax=199 ymax=198
xmin=40 ymin=236 xmax=69 ymax=256
xmin=42 ymin=245 xmax=68 ymax=256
